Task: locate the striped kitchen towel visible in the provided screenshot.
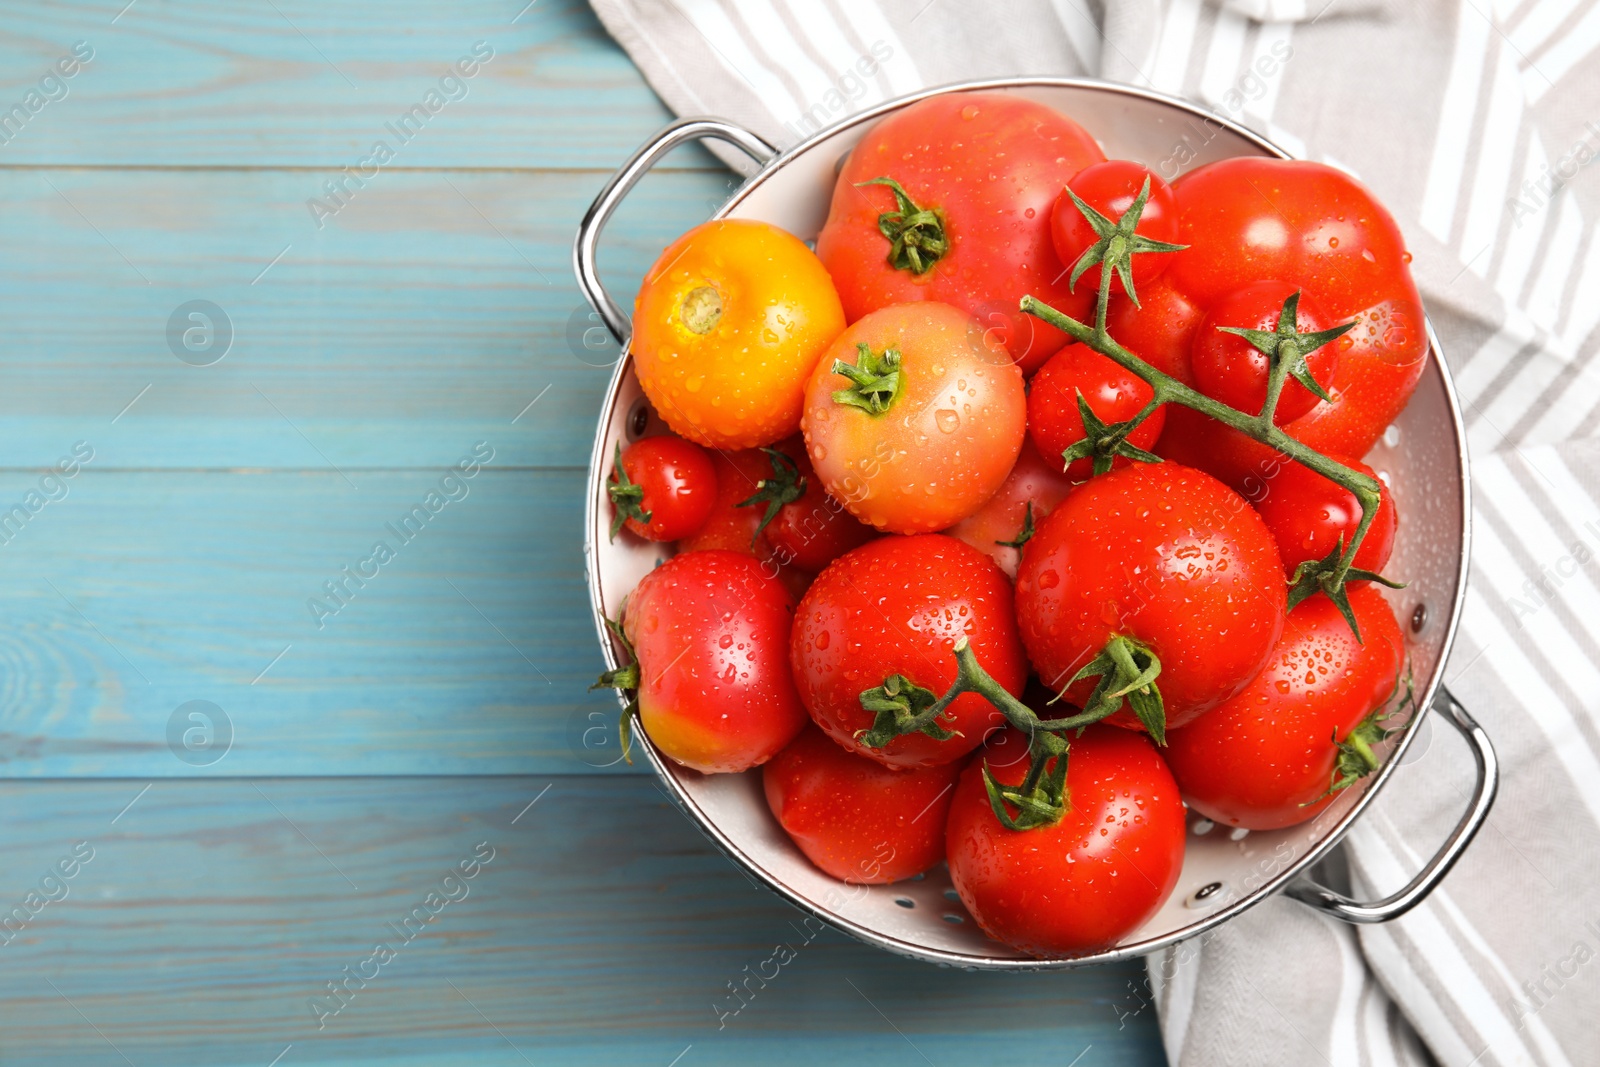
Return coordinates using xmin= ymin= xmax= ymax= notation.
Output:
xmin=584 ymin=1 xmax=1600 ymax=1064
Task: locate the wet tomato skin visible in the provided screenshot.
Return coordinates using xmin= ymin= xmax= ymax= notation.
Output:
xmin=609 ymin=435 xmax=717 ymax=542
xmin=1014 ymin=462 xmax=1286 ymax=731
xmin=946 ymin=726 xmax=1187 ymax=957
xmin=1050 ymin=160 xmax=1180 ymax=295
xmin=623 ymin=550 xmax=807 ymax=773
xmin=943 ymin=437 xmax=1075 ymax=578
xmin=791 ymin=534 xmax=1028 ymax=769
xmin=763 ymin=724 xmax=961 ymax=883
xmin=1027 ymin=342 xmax=1166 ymax=482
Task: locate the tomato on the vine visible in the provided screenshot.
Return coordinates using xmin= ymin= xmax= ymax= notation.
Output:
xmin=1189 ymin=281 xmax=1343 ymax=426
xmin=606 ymin=435 xmax=716 ymax=542
xmin=1051 ymin=160 xmax=1180 ymax=296
xmin=943 ymin=438 xmax=1074 ymax=577
xmin=1164 ymin=584 xmax=1404 ymax=830
xmin=1027 ymin=342 xmax=1166 ymax=482
xmin=618 ymin=550 xmax=806 ymax=774
xmin=1253 ymin=454 xmax=1396 ymax=577
xmin=1014 ymin=462 xmax=1285 ymax=733
xmin=801 ymin=303 xmax=1026 ymax=535
xmin=633 ymin=219 xmax=845 ymax=450
xmin=763 ymin=724 xmax=961 ymax=884
xmin=791 ymin=534 xmax=1027 ymax=769
xmin=816 ymin=91 xmax=1105 ymax=373
xmin=945 ymin=725 xmax=1186 ymax=957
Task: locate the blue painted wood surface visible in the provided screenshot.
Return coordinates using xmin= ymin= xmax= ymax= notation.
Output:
xmin=0 ymin=1 xmax=1169 ymax=1062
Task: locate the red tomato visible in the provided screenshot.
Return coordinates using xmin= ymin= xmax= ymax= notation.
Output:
xmin=1253 ymin=454 xmax=1396 ymax=577
xmin=763 ymin=724 xmax=960 ymax=884
xmin=681 ymin=448 xmax=777 ymax=557
xmin=816 ymin=92 xmax=1106 ymax=373
xmin=606 ymin=435 xmax=717 ymax=542
xmin=946 ymin=726 xmax=1186 ymax=957
xmin=1164 ymin=585 xmax=1404 ymax=829
xmin=1119 ymin=158 xmax=1427 ymax=487
xmin=1189 ymin=281 xmax=1342 ymax=426
xmin=622 ymin=550 xmax=807 ymax=773
xmin=943 ymin=438 xmax=1074 ymax=577
xmin=1050 ymin=161 xmax=1180 ymax=295
xmin=801 ymin=303 xmax=1026 ymax=534
xmin=741 ymin=438 xmax=876 ymax=574
xmin=1027 ymin=342 xmax=1167 ymax=481
xmin=791 ymin=534 xmax=1027 ymax=769
xmin=1014 ymin=462 xmax=1285 ymax=732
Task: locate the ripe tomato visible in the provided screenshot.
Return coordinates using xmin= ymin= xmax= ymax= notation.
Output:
xmin=1051 ymin=160 xmax=1180 ymax=295
xmin=791 ymin=534 xmax=1027 ymax=769
xmin=738 ymin=438 xmax=876 ymax=574
xmin=816 ymin=92 xmax=1105 ymax=373
xmin=680 ymin=448 xmax=813 ymax=601
xmin=763 ymin=724 xmax=960 ymax=884
xmin=801 ymin=303 xmax=1026 ymax=534
xmin=1122 ymin=158 xmax=1427 ymax=487
xmin=1027 ymin=342 xmax=1166 ymax=481
xmin=946 ymin=726 xmax=1186 ymax=957
xmin=632 ymin=219 xmax=845 ymax=450
xmin=1164 ymin=585 xmax=1404 ymax=830
xmin=620 ymin=550 xmax=806 ymax=773
xmin=1189 ymin=281 xmax=1342 ymax=426
xmin=943 ymin=438 xmax=1074 ymax=578
xmin=606 ymin=435 xmax=716 ymax=542
xmin=1014 ymin=462 xmax=1285 ymax=732
xmin=1253 ymin=454 xmax=1396 ymax=577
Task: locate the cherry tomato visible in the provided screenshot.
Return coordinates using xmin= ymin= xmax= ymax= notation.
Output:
xmin=943 ymin=438 xmax=1075 ymax=578
xmin=606 ymin=435 xmax=716 ymax=542
xmin=633 ymin=219 xmax=846 ymax=450
xmin=763 ymin=724 xmax=961 ymax=884
xmin=1027 ymin=342 xmax=1167 ymax=481
xmin=1050 ymin=161 xmax=1180 ymax=295
xmin=946 ymin=726 xmax=1186 ymax=957
xmin=621 ymin=550 xmax=806 ymax=773
xmin=1014 ymin=462 xmax=1285 ymax=732
xmin=801 ymin=303 xmax=1026 ymax=534
xmin=1164 ymin=585 xmax=1404 ymax=830
xmin=1190 ymin=282 xmax=1342 ymax=427
xmin=740 ymin=438 xmax=876 ymax=574
xmin=680 ymin=448 xmax=813 ymax=601
xmin=791 ymin=534 xmax=1027 ymax=769
xmin=1253 ymin=454 xmax=1396 ymax=577
xmin=816 ymin=91 xmax=1105 ymax=373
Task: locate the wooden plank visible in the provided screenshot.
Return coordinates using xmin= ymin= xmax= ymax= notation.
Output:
xmin=0 ymin=166 xmax=737 ymax=470
xmin=0 ymin=775 xmax=1166 ymax=1065
xmin=0 ymin=469 xmax=640 ymax=778
xmin=0 ymin=0 xmax=721 ymax=170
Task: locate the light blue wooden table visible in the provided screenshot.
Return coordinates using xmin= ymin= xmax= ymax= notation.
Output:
xmin=0 ymin=3 xmax=1167 ymax=1063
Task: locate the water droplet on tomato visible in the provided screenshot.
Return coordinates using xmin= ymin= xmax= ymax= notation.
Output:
xmin=718 ymin=634 xmax=733 ymax=649
xmin=935 ymin=410 xmax=960 ymax=433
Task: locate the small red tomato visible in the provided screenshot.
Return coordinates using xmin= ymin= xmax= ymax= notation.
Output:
xmin=681 ymin=448 xmax=778 ymax=558
xmin=946 ymin=726 xmax=1186 ymax=957
xmin=622 ymin=550 xmax=806 ymax=773
xmin=763 ymin=724 xmax=961 ymax=884
xmin=1164 ymin=585 xmax=1404 ymax=830
xmin=792 ymin=534 xmax=1027 ymax=769
xmin=1051 ymin=160 xmax=1180 ymax=296
xmin=740 ymin=439 xmax=876 ymax=574
xmin=1026 ymin=343 xmax=1166 ymax=482
xmin=1253 ymin=454 xmax=1396 ymax=577
xmin=1190 ymin=281 xmax=1343 ymax=426
xmin=943 ymin=438 xmax=1075 ymax=578
xmin=606 ymin=436 xmax=717 ymax=542
xmin=1015 ymin=462 xmax=1285 ymax=732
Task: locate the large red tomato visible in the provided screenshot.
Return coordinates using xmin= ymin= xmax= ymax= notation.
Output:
xmin=1014 ymin=462 xmax=1285 ymax=734
xmin=1164 ymin=585 xmax=1404 ymax=830
xmin=946 ymin=726 xmax=1187 ymax=957
xmin=791 ymin=534 xmax=1027 ymax=769
xmin=763 ymin=724 xmax=960 ymax=884
xmin=1108 ymin=158 xmax=1428 ymax=489
xmin=816 ymin=91 xmax=1106 ymax=373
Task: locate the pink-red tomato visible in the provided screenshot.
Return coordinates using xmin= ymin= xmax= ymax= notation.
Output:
xmin=943 ymin=438 xmax=1075 ymax=577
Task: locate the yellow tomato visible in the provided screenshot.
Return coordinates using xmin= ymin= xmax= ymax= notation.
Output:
xmin=632 ymin=219 xmax=846 ymax=450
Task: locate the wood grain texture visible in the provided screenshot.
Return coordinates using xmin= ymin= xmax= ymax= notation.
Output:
xmin=0 ymin=777 xmax=1164 ymax=1066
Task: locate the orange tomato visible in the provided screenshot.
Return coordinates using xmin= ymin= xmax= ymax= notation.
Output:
xmin=800 ymin=303 xmax=1026 ymax=534
xmin=632 ymin=219 xmax=846 ymax=450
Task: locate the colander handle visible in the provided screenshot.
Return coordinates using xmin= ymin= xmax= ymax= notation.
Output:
xmin=573 ymin=118 xmax=780 ymax=346
xmin=1285 ymin=686 xmax=1497 ymax=923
